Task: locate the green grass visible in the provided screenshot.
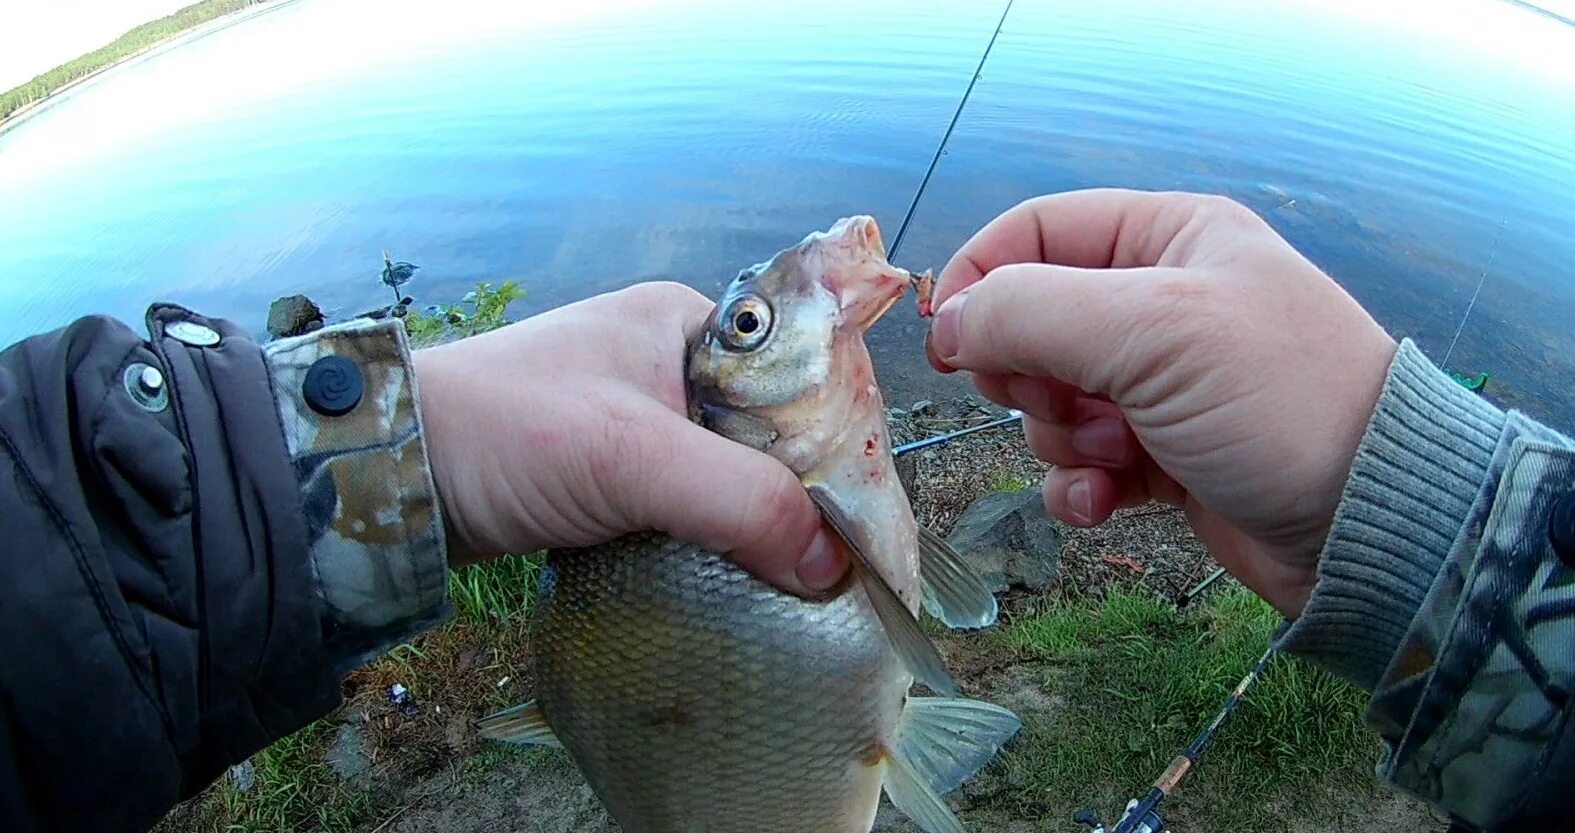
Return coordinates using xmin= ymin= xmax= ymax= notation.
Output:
xmin=995 ymin=586 xmax=1378 ymax=829
xmin=1 ymin=0 xmax=275 ymax=122
xmin=447 ymin=551 xmax=543 ymax=625
xmin=159 ymin=555 xmax=546 ymax=833
xmin=169 ymin=722 xmax=373 ymax=833
xmin=986 ymin=472 xmax=1036 ymax=492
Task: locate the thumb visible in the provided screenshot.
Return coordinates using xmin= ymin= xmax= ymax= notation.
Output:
xmin=927 ymin=262 xmax=1193 ymax=398
xmin=630 ymin=414 xmax=846 ymax=597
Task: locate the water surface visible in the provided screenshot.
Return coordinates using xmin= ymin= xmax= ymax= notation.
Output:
xmin=0 ymin=0 xmax=1571 ymax=424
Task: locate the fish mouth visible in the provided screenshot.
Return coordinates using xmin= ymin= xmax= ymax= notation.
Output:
xmin=815 ymin=216 xmax=913 ymax=332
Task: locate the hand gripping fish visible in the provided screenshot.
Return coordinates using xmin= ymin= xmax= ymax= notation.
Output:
xmin=479 ymin=217 xmax=1020 ymax=833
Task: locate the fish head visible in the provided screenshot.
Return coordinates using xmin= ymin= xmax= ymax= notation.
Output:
xmin=687 ymin=216 xmax=912 ymax=471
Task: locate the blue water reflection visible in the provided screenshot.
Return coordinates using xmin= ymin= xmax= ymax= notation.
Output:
xmin=0 ymin=0 xmax=1570 ymax=424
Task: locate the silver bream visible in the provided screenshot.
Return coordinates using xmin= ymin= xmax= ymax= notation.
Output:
xmin=480 ymin=217 xmax=1019 ymax=833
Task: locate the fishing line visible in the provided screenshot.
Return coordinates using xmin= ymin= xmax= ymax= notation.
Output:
xmin=886 ymin=0 xmax=1016 ymax=262
xmin=1440 ymin=216 xmax=1505 ymax=370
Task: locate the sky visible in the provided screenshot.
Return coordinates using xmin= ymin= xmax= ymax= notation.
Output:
xmin=0 ymin=0 xmax=193 ymax=91
xmin=2 ymin=0 xmax=1572 ymax=96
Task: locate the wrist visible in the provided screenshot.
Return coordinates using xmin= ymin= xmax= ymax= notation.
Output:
xmin=411 ymin=346 xmax=493 ymax=568
xmin=1277 ymin=339 xmax=1507 ymax=689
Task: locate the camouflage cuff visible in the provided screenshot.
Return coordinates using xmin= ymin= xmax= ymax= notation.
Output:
xmin=263 ymin=318 xmax=451 ymax=671
xmin=1279 ymin=339 xmax=1507 ymax=689
xmin=1361 ymin=419 xmax=1575 ymax=829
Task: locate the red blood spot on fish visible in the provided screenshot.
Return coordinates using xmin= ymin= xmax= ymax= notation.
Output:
xmin=864 ymin=434 xmax=878 ymax=456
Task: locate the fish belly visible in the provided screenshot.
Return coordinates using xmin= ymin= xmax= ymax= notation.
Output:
xmin=533 ymin=533 xmax=909 ymax=833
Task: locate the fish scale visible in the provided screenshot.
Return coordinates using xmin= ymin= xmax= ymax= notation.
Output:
xmin=533 ymin=534 xmax=904 ymax=833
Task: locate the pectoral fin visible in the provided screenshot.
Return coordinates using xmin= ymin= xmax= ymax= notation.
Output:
xmin=476 ymin=701 xmax=563 ymax=748
xmin=917 ymin=525 xmax=999 ymax=630
xmin=807 ymin=484 xmax=957 ymax=698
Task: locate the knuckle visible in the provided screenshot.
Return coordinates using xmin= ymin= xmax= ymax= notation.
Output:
xmin=617 ymin=281 xmax=711 ymax=335
xmin=1197 ymin=193 xmax=1262 ymax=227
xmin=624 ymin=280 xmax=706 ymax=312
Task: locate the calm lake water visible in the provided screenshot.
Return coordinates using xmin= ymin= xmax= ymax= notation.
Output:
xmin=0 ymin=0 xmax=1572 ymax=425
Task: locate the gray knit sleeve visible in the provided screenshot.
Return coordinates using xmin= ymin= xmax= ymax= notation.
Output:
xmin=1278 ymin=338 xmax=1506 ymax=688
xmin=1278 ymin=337 xmax=1575 ymax=830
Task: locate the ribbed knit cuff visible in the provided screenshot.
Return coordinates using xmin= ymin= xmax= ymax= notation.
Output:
xmin=1277 ymin=339 xmax=1507 ymax=690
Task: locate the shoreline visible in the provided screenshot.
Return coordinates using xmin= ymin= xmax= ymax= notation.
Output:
xmin=0 ymin=0 xmax=302 ymax=136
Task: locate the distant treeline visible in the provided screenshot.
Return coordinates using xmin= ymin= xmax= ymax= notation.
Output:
xmin=0 ymin=0 xmax=275 ymax=123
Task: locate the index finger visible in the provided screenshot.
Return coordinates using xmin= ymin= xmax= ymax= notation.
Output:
xmin=933 ymin=188 xmax=1214 ymax=311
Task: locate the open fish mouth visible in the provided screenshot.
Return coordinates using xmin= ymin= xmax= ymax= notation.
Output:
xmin=809 ymin=216 xmax=918 ymax=331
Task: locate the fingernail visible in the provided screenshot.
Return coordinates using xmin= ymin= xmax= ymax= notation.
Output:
xmin=795 ymin=529 xmax=846 ymax=592
xmin=930 ymin=291 xmax=967 ymax=363
xmin=924 ymin=330 xmax=955 ymax=374
xmin=1071 ymin=417 xmax=1131 ymax=466
xmin=1067 ymin=477 xmax=1093 ymax=525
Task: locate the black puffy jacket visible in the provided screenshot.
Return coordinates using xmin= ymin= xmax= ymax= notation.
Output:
xmin=0 ymin=307 xmax=447 ymax=832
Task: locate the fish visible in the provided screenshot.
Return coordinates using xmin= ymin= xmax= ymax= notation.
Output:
xmin=478 ymin=217 xmax=1020 ymax=833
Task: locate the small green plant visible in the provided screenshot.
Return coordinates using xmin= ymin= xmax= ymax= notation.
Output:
xmin=404 ymin=280 xmax=526 ymax=346
xmin=986 ymin=472 xmax=1035 ymax=493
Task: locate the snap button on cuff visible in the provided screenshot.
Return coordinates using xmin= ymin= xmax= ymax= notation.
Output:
xmin=303 ymin=356 xmax=363 ymax=417
xmin=167 ymin=321 xmax=220 ymax=347
xmin=124 ymin=363 xmax=169 ymax=412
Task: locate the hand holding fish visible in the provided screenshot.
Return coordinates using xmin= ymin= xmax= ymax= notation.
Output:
xmin=925 ymin=189 xmax=1399 ymax=617
xmin=412 ymin=281 xmax=846 ymax=596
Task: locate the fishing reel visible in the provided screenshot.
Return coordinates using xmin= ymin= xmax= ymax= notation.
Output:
xmin=1074 ymin=796 xmax=1167 ymax=833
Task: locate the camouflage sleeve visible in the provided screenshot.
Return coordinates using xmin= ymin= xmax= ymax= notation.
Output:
xmin=1279 ymin=338 xmax=1575 ymax=830
xmin=262 ymin=318 xmax=451 ymax=672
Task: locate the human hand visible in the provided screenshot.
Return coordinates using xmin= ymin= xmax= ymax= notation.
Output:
xmin=413 ymin=282 xmax=845 ymax=596
xmin=925 ymin=189 xmax=1398 ymax=617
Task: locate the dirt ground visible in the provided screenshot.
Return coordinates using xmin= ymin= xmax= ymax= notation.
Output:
xmin=325 ymin=399 xmax=1445 ymax=833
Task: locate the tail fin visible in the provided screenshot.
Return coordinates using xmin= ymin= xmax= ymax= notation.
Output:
xmin=898 ymin=697 xmax=1021 ymax=795
xmin=881 ymin=696 xmax=1021 ymax=833
xmin=475 ymin=700 xmax=562 ymax=748
xmin=883 ymin=743 xmax=964 ymax=833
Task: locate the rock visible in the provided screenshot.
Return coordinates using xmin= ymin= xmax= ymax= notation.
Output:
xmin=355 ymin=298 xmax=412 ymax=322
xmin=228 ymin=760 xmax=256 ymax=793
xmin=266 ymin=294 xmax=324 ymax=339
xmin=947 ymin=490 xmax=1062 ymax=593
xmin=909 ymin=399 xmax=936 ymax=415
xmin=325 ymin=723 xmax=371 ymax=781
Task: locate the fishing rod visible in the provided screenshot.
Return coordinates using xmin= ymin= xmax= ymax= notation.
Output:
xmin=886 ymin=0 xmax=1015 ymax=262
xmin=1073 ymin=645 xmax=1278 ymax=833
xmin=892 ymin=410 xmax=1024 ymax=456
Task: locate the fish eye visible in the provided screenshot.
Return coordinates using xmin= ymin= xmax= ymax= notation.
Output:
xmin=718 ymin=294 xmax=773 ymax=351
